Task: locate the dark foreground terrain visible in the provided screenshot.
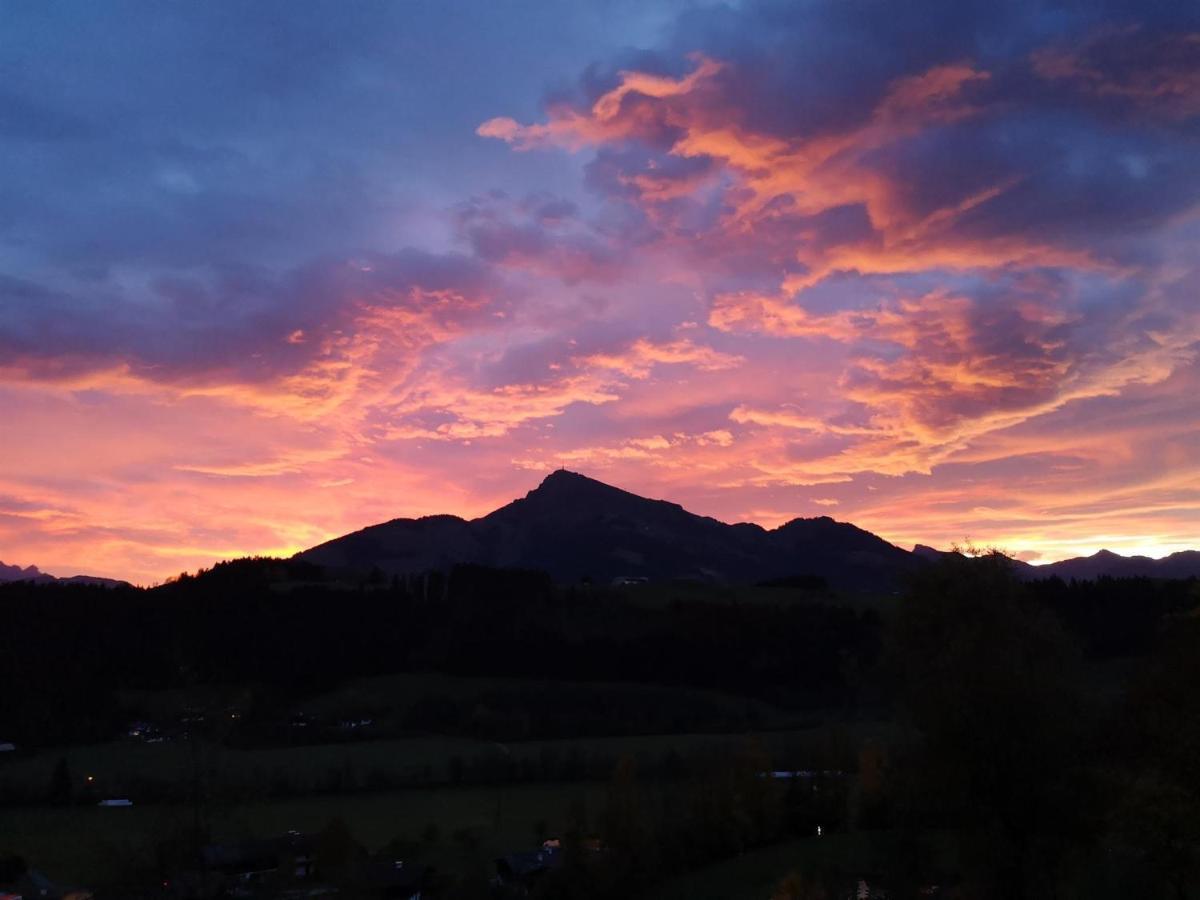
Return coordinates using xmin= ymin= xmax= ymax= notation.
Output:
xmin=2 ymin=549 xmax=1199 ymax=899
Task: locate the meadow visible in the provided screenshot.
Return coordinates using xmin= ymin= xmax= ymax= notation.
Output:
xmin=0 ymin=719 xmax=871 ymax=803
xmin=0 ymin=781 xmax=606 ymax=886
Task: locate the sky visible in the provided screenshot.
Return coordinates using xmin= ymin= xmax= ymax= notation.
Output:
xmin=1 ymin=0 xmax=1198 ymax=583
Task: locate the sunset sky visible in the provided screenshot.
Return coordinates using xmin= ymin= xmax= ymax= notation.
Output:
xmin=2 ymin=0 xmax=1198 ymax=583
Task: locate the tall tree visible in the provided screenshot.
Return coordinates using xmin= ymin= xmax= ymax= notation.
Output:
xmin=1117 ymin=618 xmax=1200 ymax=898
xmin=890 ymin=552 xmax=1090 ymax=899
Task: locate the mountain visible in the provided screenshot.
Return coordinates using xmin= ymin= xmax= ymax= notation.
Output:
xmin=0 ymin=560 xmax=127 ymax=588
xmin=299 ymin=469 xmax=919 ymax=591
xmin=1031 ymin=549 xmax=1200 ymax=581
xmin=0 ymin=561 xmax=54 ymax=584
xmin=10 ymin=473 xmax=1193 ymax=591
xmin=910 ymin=544 xmax=1200 ymax=582
xmin=910 ymin=544 xmax=1038 ymax=577
xmin=911 ymin=544 xmax=949 ymax=562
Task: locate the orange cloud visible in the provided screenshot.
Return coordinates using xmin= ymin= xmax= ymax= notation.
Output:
xmin=477 ymin=56 xmax=725 ymax=151
xmin=578 ymin=336 xmax=742 ymax=378
xmin=479 ymin=54 xmax=1112 ymax=289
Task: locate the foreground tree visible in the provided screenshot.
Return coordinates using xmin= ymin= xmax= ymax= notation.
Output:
xmin=890 ymin=551 xmax=1091 ymax=899
xmin=1116 ymin=618 xmax=1200 ymax=898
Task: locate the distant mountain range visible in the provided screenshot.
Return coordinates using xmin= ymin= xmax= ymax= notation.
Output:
xmin=1019 ymin=548 xmax=1200 ymax=582
xmin=5 ymin=471 xmax=1196 ymax=591
xmin=912 ymin=543 xmax=1200 ymax=581
xmin=299 ymin=470 xmax=1200 ymax=591
xmin=0 ymin=560 xmax=127 ymax=588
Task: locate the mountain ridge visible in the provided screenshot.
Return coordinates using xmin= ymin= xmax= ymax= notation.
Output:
xmin=298 ymin=470 xmax=1200 ymax=590
xmin=8 ymin=472 xmax=1196 ymax=589
xmin=1027 ymin=548 xmax=1200 ymax=581
xmin=300 ymin=470 xmax=919 ymax=590
xmin=0 ymin=560 xmax=128 ymax=587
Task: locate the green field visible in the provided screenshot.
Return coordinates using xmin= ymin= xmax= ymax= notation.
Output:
xmin=656 ymin=834 xmax=865 ymax=900
xmin=1 ymin=785 xmax=888 ymax=897
xmin=0 ymin=721 xmax=878 ymax=802
xmin=115 ymin=671 xmax=794 ymax=731
xmin=658 ymin=829 xmax=960 ymax=900
xmin=0 ymin=781 xmax=607 ymax=887
xmin=0 ymin=715 xmax=888 ymax=891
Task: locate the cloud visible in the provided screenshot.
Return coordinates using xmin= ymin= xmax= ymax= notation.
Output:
xmin=0 ymin=249 xmax=495 ymax=390
xmin=453 ymin=191 xmax=632 ymax=284
xmin=1033 ymin=26 xmax=1200 ymax=119
xmin=381 ymin=372 xmax=623 ymax=441
xmin=478 ymin=56 xmax=726 ymax=151
xmin=478 ymin=12 xmax=1200 ymax=487
xmin=579 ymin=336 xmax=742 ymax=378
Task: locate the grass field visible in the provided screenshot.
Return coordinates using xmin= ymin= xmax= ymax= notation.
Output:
xmin=0 ymin=716 xmax=891 ymax=891
xmin=0 ymin=781 xmax=607 ymax=887
xmin=656 ymin=834 xmax=866 ymax=900
xmin=657 ymin=829 xmax=961 ymax=900
xmin=0 ymin=721 xmax=880 ymax=802
xmin=2 ymin=785 xmax=890 ymax=897
xmin=300 ymin=671 xmax=789 ymax=720
xmin=114 ymin=671 xmax=796 ymax=736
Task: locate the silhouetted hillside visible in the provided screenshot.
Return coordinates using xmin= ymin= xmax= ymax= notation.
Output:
xmin=1033 ymin=548 xmax=1200 ymax=581
xmin=300 ymin=470 xmax=918 ymax=591
xmin=911 ymin=545 xmax=1200 ymax=582
xmin=0 ymin=561 xmax=53 ymax=584
xmin=0 ymin=560 xmax=125 ymax=587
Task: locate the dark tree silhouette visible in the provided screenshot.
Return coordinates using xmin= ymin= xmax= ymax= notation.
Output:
xmin=889 ymin=552 xmax=1092 ymax=899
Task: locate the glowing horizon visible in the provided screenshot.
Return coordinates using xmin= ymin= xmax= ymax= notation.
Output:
xmin=5 ymin=463 xmax=1195 ymax=586
xmin=1 ymin=2 xmax=1198 ymax=584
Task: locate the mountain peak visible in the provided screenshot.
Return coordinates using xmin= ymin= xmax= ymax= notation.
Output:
xmin=0 ymin=560 xmax=47 ymax=582
xmin=524 ymin=469 xmax=651 ymax=505
xmin=536 ymin=468 xmax=595 ymax=489
xmin=296 ymin=470 xmax=922 ymax=589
